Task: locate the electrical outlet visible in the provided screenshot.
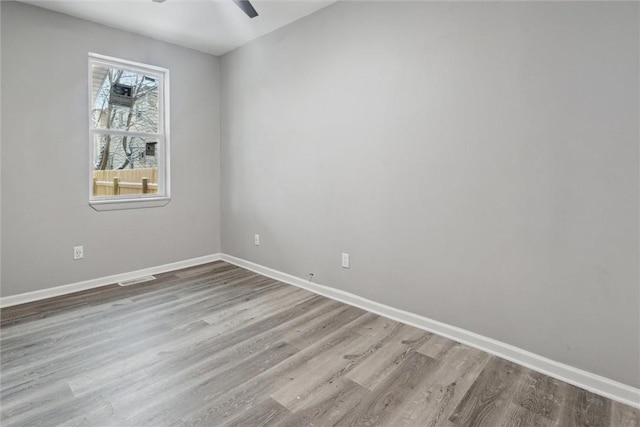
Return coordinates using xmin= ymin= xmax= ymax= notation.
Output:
xmin=74 ymin=246 xmax=84 ymax=260
xmin=254 ymin=234 xmax=260 ymax=246
xmin=341 ymin=252 xmax=350 ymax=268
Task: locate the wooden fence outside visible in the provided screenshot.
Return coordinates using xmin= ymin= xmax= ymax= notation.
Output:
xmin=93 ymin=168 xmax=158 ymax=196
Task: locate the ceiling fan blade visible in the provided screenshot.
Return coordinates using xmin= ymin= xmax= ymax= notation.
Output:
xmin=233 ymin=0 xmax=259 ymax=18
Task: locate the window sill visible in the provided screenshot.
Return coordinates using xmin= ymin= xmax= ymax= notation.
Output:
xmin=90 ymin=196 xmax=170 ymax=211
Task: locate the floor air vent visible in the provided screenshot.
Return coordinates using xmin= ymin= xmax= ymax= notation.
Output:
xmin=118 ymin=275 xmax=156 ymax=286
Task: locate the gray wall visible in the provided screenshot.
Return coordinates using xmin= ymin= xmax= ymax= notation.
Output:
xmin=0 ymin=2 xmax=3 ymax=295
xmin=1 ymin=2 xmax=221 ymax=296
xmin=221 ymin=2 xmax=639 ymax=387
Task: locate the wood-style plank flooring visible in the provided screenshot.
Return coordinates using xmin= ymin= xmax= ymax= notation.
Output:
xmin=1 ymin=261 xmax=638 ymax=426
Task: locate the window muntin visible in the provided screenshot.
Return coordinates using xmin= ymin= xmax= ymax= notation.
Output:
xmin=89 ymin=54 xmax=169 ymax=210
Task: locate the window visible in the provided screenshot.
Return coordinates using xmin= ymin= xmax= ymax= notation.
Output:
xmin=89 ymin=53 xmax=170 ymax=210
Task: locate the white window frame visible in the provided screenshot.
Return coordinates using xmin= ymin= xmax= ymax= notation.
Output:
xmin=88 ymin=53 xmax=170 ymax=211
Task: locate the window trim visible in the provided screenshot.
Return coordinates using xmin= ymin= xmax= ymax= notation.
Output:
xmin=88 ymin=53 xmax=171 ymax=211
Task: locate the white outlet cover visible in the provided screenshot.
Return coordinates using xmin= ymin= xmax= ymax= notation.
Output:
xmin=341 ymin=253 xmax=350 ymax=268
xmin=254 ymin=234 xmax=260 ymax=246
xmin=74 ymin=246 xmax=84 ymax=259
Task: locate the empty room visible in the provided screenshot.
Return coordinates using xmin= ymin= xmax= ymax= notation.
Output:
xmin=1 ymin=0 xmax=638 ymax=425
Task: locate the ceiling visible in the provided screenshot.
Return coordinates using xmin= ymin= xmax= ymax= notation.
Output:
xmin=19 ymin=0 xmax=338 ymax=56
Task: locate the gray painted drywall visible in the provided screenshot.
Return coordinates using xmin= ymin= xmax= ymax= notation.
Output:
xmin=221 ymin=1 xmax=640 ymax=387
xmin=1 ymin=2 xmax=221 ymax=297
xmin=0 ymin=2 xmax=3 ymax=296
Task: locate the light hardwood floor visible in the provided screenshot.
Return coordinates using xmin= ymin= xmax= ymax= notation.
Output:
xmin=1 ymin=261 xmax=638 ymax=426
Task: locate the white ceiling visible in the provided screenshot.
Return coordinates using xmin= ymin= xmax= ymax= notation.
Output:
xmin=19 ymin=0 xmax=338 ymax=56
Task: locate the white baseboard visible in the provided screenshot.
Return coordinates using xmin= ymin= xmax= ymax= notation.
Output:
xmin=0 ymin=253 xmax=222 ymax=308
xmin=220 ymin=254 xmax=640 ymax=409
